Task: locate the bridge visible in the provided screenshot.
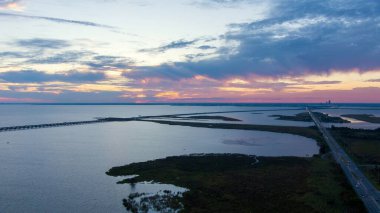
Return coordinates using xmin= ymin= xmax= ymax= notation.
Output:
xmin=307 ymin=107 xmax=380 ymax=213
xmin=0 ymin=108 xmax=307 ymax=133
xmin=0 ymin=120 xmax=109 ymax=132
xmin=1 ymin=107 xmax=379 ymax=211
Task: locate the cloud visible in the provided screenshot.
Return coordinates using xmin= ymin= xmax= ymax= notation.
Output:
xmin=26 ymin=51 xmax=92 ymax=64
xmin=193 ymin=0 xmax=256 ymax=8
xmin=127 ymin=63 xmax=196 ymax=79
xmin=366 ymin=79 xmax=380 ymax=83
xmin=0 ymin=70 xmax=106 ymax=83
xmin=16 ymin=38 xmax=70 ymax=49
xmin=185 ymin=53 xmax=213 ymax=61
xmin=155 ymin=91 xmax=180 ymax=99
xmin=0 ymin=12 xmax=115 ymax=29
xmin=302 ymin=80 xmax=341 ymax=85
xmin=0 ymin=51 xmax=29 ymax=58
xmin=85 ymin=55 xmax=133 ymax=70
xmin=0 ymin=89 xmax=125 ymax=103
xmin=209 ymin=0 xmax=244 ymax=2
xmin=127 ymin=0 xmax=380 ymax=80
xmin=1 ymin=41 xmax=133 ymax=71
xmin=197 ymin=45 xmax=217 ymax=50
xmin=140 ymin=39 xmax=199 ymax=53
xmin=0 ymin=0 xmax=18 ymax=6
xmin=0 ymin=96 xmax=47 ymax=103
xmin=0 ymin=0 xmax=23 ymax=11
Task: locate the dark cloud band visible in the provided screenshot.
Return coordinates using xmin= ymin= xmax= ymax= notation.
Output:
xmin=127 ymin=0 xmax=380 ymax=80
xmin=140 ymin=39 xmax=199 ymax=53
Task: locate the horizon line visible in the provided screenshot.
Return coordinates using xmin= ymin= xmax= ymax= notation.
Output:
xmin=1 ymin=102 xmax=380 ymax=105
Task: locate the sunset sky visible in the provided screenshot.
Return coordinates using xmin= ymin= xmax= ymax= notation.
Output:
xmin=0 ymin=0 xmax=380 ymax=103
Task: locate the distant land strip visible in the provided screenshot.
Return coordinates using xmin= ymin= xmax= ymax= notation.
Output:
xmin=0 ymin=108 xmax=305 ymax=132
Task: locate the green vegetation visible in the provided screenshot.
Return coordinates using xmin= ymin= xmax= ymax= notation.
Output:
xmin=271 ymin=112 xmax=313 ymax=122
xmin=301 ymin=156 xmax=365 ymax=211
xmin=180 ymin=115 xmax=241 ymax=121
xmin=271 ymin=112 xmax=350 ymax=123
xmin=331 ymin=126 xmax=380 ymax=188
xmin=341 ymin=114 xmax=380 ymax=123
xmin=107 ymin=154 xmax=365 ymax=212
xmin=331 ymin=127 xmax=380 ymax=164
xmin=144 ymin=119 xmax=321 ymax=140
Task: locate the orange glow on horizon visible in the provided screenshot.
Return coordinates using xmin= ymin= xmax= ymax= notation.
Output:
xmin=218 ymin=87 xmax=272 ymax=93
xmin=155 ymin=91 xmax=180 ymax=99
xmin=0 ymin=2 xmax=24 ymax=11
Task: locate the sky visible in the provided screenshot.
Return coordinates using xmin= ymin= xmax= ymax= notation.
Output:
xmin=0 ymin=0 xmax=380 ymax=103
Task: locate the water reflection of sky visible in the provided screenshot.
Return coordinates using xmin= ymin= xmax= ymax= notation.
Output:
xmin=0 ymin=120 xmax=318 ymax=212
xmin=0 ymin=105 xmax=379 ymax=212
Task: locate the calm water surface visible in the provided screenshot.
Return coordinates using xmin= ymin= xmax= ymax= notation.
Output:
xmin=0 ymin=104 xmax=377 ymax=212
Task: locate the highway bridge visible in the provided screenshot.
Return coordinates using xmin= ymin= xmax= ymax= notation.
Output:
xmin=0 ymin=120 xmax=109 ymax=132
xmin=308 ymin=107 xmax=380 ymax=213
xmin=1 ymin=107 xmax=378 ymax=212
xmin=0 ymin=108 xmax=306 ymax=133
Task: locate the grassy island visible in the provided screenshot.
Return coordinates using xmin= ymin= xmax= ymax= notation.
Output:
xmin=107 ymin=154 xmax=365 ymax=212
xmin=180 ymin=115 xmax=241 ymax=121
xmin=341 ymin=114 xmax=380 ymax=123
xmin=271 ymin=112 xmax=350 ymax=123
xmin=142 ymin=119 xmax=322 ymax=140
